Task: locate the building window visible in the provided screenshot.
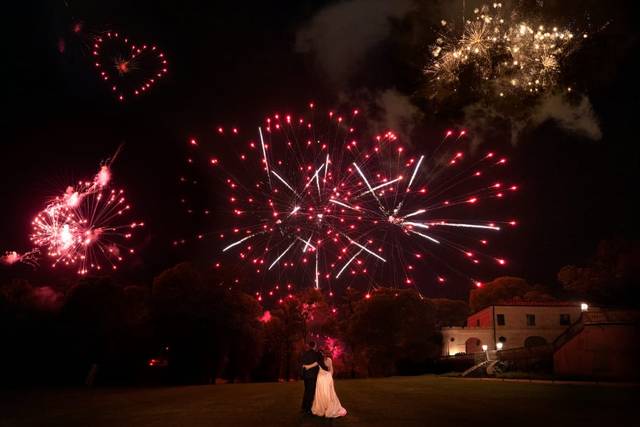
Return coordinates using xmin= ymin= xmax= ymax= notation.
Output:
xmin=476 ymin=319 xmax=480 ymax=327
xmin=498 ymin=336 xmax=506 ymax=343
xmin=560 ymin=314 xmax=571 ymax=325
xmin=526 ymin=314 xmax=536 ymax=326
xmin=496 ymin=314 xmax=505 ymax=326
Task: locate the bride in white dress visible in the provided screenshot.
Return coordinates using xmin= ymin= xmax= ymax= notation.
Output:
xmin=303 ymin=352 xmax=347 ymax=418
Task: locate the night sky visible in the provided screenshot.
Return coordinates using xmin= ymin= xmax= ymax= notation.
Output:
xmin=3 ymin=0 xmax=639 ymax=299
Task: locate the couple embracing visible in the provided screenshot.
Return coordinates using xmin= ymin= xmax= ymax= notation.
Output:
xmin=300 ymin=341 xmax=347 ymax=418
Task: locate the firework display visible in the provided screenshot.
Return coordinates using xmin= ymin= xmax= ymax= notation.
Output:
xmin=182 ymin=105 xmax=517 ymax=296
xmin=27 ymin=164 xmax=143 ymax=275
xmin=0 ymin=250 xmax=39 ymax=267
xmin=426 ymin=3 xmax=587 ymax=98
xmin=92 ymin=31 xmax=168 ymax=101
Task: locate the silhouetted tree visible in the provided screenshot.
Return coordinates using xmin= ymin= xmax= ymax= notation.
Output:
xmin=299 ymin=288 xmax=338 ymax=338
xmin=430 ymin=298 xmax=469 ymax=327
xmin=469 ymin=276 xmax=556 ymax=312
xmin=558 ymin=239 xmax=640 ymax=306
xmin=269 ymin=298 xmax=305 ymax=380
xmin=151 ymin=262 xmax=263 ymax=383
xmin=60 ymin=276 xmax=134 ymax=383
xmin=0 ymin=279 xmax=64 ymax=385
xmin=152 ymin=262 xmax=211 ymax=382
xmin=217 ymin=289 xmax=263 ymax=382
xmin=345 ymin=289 xmax=439 ymax=376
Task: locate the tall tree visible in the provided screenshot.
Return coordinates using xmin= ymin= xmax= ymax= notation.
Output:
xmin=345 ymin=289 xmax=439 ymax=377
xmin=469 ymin=276 xmax=556 ymax=312
xmin=558 ymin=239 xmax=640 ymax=306
xmin=430 ymin=298 xmax=469 ymax=327
xmin=269 ymin=297 xmax=305 ymax=380
xmin=151 ymin=262 xmax=263 ymax=383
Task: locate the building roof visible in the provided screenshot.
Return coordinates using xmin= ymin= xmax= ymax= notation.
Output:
xmin=468 ymin=301 xmax=584 ymax=317
xmin=491 ymin=301 xmax=583 ymax=307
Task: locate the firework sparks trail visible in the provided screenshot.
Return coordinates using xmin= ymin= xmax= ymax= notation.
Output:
xmin=405 ymin=155 xmax=424 ymax=193
xmin=315 ymin=250 xmax=319 ymax=289
xmin=394 ymin=155 xmax=425 ymax=214
xmin=343 ymin=234 xmax=386 ymax=263
xmin=303 ymin=163 xmax=325 ymax=194
xmin=409 ymin=230 xmax=441 ymax=244
xmin=271 ymin=170 xmax=300 ymax=197
xmin=323 ymin=155 xmax=330 ymax=186
xmin=289 ymin=205 xmax=301 ymax=216
xmin=403 ymin=221 xmax=431 ymax=230
xmin=268 ymin=241 xmax=296 ymax=270
xmin=222 ymin=233 xmax=259 ymax=252
xmin=430 ymin=221 xmax=501 ymax=230
xmin=297 ymin=235 xmax=316 ymax=253
xmin=329 ymin=199 xmax=358 ymax=211
xmin=356 ymin=176 xmax=403 ymax=198
xmin=258 ymin=126 xmax=271 ymax=187
xmin=182 ymin=104 xmax=517 ymax=296
xmin=336 ymin=248 xmax=364 ymax=279
xmin=403 ymin=209 xmax=426 ymax=219
xmin=352 ymin=162 xmax=385 ymax=212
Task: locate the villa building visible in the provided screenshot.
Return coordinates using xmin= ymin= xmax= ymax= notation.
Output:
xmin=441 ymin=302 xmax=587 ymax=356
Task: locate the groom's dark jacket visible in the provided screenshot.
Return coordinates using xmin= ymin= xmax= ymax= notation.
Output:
xmin=300 ymin=349 xmax=327 ymax=379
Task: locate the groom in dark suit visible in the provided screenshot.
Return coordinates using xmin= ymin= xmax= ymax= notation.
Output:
xmin=300 ymin=341 xmax=327 ymax=415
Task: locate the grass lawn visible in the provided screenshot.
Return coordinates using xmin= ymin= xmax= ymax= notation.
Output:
xmin=1 ymin=376 xmax=638 ymax=427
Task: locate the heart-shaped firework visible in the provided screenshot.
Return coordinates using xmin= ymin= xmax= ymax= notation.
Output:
xmin=92 ymin=31 xmax=168 ymax=101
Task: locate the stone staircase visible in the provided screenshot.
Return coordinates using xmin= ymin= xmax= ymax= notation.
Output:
xmin=461 ymin=360 xmax=490 ymax=377
xmin=461 ymin=351 xmax=499 ymax=377
xmin=553 ymin=316 xmax=585 ymax=350
xmin=485 ymin=360 xmax=500 ymax=375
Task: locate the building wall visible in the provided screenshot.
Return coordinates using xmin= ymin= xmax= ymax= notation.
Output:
xmin=441 ymin=327 xmax=493 ymax=356
xmin=554 ymin=324 xmax=640 ymax=380
xmin=495 ymin=306 xmax=582 ymax=330
xmin=467 ymin=307 xmax=493 ymax=327
xmin=493 ymin=306 xmax=583 ymax=349
xmin=443 ymin=305 xmax=585 ymax=355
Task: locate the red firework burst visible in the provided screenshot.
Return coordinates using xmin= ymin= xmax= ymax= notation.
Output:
xmin=28 ymin=164 xmax=143 ymax=275
xmin=181 ymin=104 xmax=517 ymax=296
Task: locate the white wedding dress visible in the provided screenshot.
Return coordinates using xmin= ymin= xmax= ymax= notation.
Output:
xmin=311 ymin=358 xmax=347 ymax=418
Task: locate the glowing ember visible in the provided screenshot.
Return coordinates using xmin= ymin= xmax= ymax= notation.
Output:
xmin=259 ymin=310 xmax=272 ymax=323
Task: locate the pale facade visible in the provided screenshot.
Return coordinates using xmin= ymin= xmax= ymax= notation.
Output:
xmin=441 ymin=303 xmax=586 ymax=356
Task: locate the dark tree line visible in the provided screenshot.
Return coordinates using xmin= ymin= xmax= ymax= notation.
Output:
xmin=1 ymin=239 xmax=637 ymax=386
xmin=0 ymin=263 xmax=453 ymax=386
xmin=469 ymin=239 xmax=640 ymax=312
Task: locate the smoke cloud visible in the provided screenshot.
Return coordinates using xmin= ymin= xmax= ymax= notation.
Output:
xmin=296 ymin=1 xmax=420 ymax=140
xmin=463 ymin=93 xmax=602 ymax=148
xmin=31 ymin=286 xmax=64 ymax=311
xmin=296 ymin=0 xmax=415 ymax=86
xmin=370 ymin=88 xmax=422 ymax=140
xmin=529 ymin=94 xmax=602 ymax=141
